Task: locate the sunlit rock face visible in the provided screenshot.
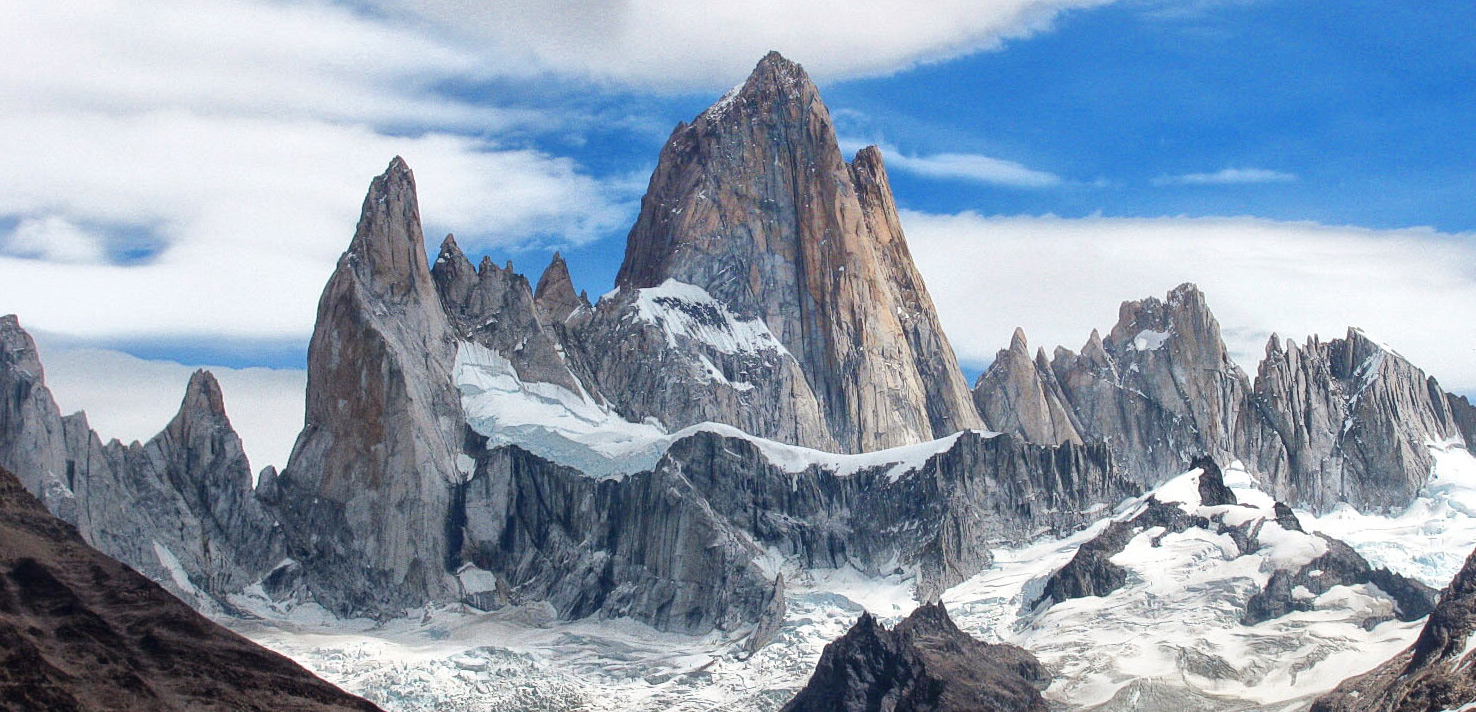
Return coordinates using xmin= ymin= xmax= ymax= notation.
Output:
xmin=615 ymin=51 xmax=982 ymax=453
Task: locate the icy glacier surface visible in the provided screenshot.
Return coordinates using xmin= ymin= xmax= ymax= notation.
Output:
xmin=231 ymin=443 xmax=1476 ymax=711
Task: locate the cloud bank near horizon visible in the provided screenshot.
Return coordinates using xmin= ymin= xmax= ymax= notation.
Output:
xmin=903 ymin=211 xmax=1476 ymax=393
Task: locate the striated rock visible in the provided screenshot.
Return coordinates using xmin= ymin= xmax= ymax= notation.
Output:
xmin=264 ymin=157 xmax=465 ymax=619
xmin=84 ymin=371 xmax=283 ymax=604
xmin=0 ymin=315 xmax=74 ymax=518
xmin=432 ymin=236 xmax=583 ymax=394
xmin=779 ymin=602 xmax=1049 ymax=712
xmin=1243 ymin=328 xmax=1464 ymax=512
xmin=1312 ymin=544 xmax=1476 ymax=712
xmin=533 ymin=251 xmax=589 ymax=327
xmin=978 ymin=284 xmax=1467 ymax=513
xmin=613 ymin=51 xmax=981 ymax=452
xmin=569 ymin=282 xmax=840 ymax=451
xmin=1048 ymin=284 xmax=1250 ymax=486
xmin=0 ymin=465 xmax=382 ymax=712
xmin=973 ymin=328 xmax=1083 ymax=446
xmin=0 ymin=317 xmax=281 ymax=608
xmin=456 ymin=428 xmax=1130 ymax=632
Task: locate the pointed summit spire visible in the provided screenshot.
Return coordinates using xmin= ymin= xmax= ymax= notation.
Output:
xmin=345 ymin=156 xmax=433 ymax=304
xmin=535 ymin=251 xmax=583 ymax=325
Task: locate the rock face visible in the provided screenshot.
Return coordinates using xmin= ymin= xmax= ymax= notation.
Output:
xmin=980 ymin=284 xmax=1249 ymax=488
xmin=0 ymin=465 xmax=381 ymax=712
xmin=0 ymin=317 xmax=280 ymax=608
xmin=613 ymin=51 xmax=981 ymax=452
xmin=1242 ymin=535 xmax=1436 ymax=626
xmin=973 ymin=328 xmax=1083 ymax=447
xmin=977 ymin=284 xmax=1466 ymax=513
xmin=455 ymin=428 xmax=1130 ymax=633
xmin=264 ymin=157 xmax=466 ymax=618
xmin=1312 ymin=544 xmax=1476 ymax=712
xmin=0 ymin=315 xmax=74 ymax=520
xmin=1242 ymin=328 xmax=1464 ymax=513
xmin=779 ymin=602 xmax=1049 ymax=712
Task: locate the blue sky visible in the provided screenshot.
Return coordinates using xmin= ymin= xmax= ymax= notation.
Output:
xmin=4 ymin=0 xmax=1476 ymax=466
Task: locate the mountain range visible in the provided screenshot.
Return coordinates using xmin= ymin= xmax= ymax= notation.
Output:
xmin=1 ymin=51 xmax=1473 ymax=711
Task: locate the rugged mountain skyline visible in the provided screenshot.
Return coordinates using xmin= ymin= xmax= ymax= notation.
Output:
xmin=1 ymin=50 xmax=1474 ymax=712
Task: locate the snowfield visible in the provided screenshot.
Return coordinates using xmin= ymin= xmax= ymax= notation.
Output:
xmin=229 ymin=442 xmax=1476 ymax=711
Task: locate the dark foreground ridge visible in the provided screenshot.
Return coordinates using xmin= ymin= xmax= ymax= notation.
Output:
xmin=781 ymin=602 xmax=1049 ymax=712
xmin=0 ymin=465 xmax=381 ymax=712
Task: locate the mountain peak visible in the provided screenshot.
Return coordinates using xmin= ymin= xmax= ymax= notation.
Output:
xmin=345 ymin=157 xmax=432 ymax=303
xmin=534 ymin=251 xmax=583 ymax=325
xmin=698 ymin=51 xmax=819 ymax=124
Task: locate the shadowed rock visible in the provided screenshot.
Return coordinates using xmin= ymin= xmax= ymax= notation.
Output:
xmin=780 ymin=602 xmax=1049 ymax=712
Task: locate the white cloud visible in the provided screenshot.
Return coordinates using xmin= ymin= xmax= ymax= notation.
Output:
xmin=5 ymin=217 xmax=107 ymax=264
xmin=839 ymin=139 xmax=1062 ymax=188
xmin=31 ymin=339 xmax=306 ymax=474
xmin=1154 ymin=168 xmax=1298 ymax=185
xmin=903 ymin=211 xmax=1476 ymax=393
xmin=0 ymin=0 xmax=634 ymax=342
xmin=371 ymin=0 xmax=1117 ymax=89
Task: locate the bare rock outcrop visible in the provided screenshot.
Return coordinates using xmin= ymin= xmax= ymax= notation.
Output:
xmin=263 ymin=157 xmax=466 ymax=619
xmin=779 ymin=602 xmax=1049 ymax=712
xmin=613 ymin=51 xmax=981 ymax=452
xmin=1242 ymin=328 xmax=1464 ymax=512
xmin=0 ymin=317 xmax=281 ymax=608
xmin=974 ymin=328 xmax=1083 ymax=446
xmin=454 ymin=428 xmax=1130 ymax=632
xmin=977 ymin=284 xmax=1466 ymax=513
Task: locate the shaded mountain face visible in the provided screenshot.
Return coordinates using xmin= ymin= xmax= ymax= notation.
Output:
xmin=780 ymin=602 xmax=1049 ymax=712
xmin=264 ymin=157 xmax=466 ymax=619
xmin=0 ymin=465 xmax=381 ymax=712
xmin=615 ymin=51 xmax=982 ymax=452
xmin=976 ymin=283 xmax=1465 ymax=513
xmin=1312 ymin=544 xmax=1476 ymax=712
xmin=0 ymin=317 xmax=280 ymax=609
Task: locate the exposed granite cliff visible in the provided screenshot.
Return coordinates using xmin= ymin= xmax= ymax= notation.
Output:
xmin=1242 ymin=328 xmax=1464 ymax=512
xmin=0 ymin=465 xmax=381 ymax=712
xmin=977 ymin=284 xmax=1465 ymax=513
xmin=612 ymin=51 xmax=981 ymax=452
xmin=263 ymin=157 xmax=466 ymax=619
xmin=0 ymin=317 xmax=280 ymax=608
xmin=455 ymin=428 xmax=1130 ymax=632
xmin=780 ymin=602 xmax=1049 ymax=712
xmin=1313 ymin=544 xmax=1476 ymax=712
xmin=979 ymin=284 xmax=1250 ymax=487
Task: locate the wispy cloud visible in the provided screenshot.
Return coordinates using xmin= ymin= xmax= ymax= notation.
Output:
xmin=887 ymin=151 xmax=1063 ymax=188
xmin=0 ymin=0 xmax=636 ymax=343
xmin=901 ymin=211 xmax=1476 ymax=392
xmin=369 ymin=0 xmax=1120 ymax=89
xmin=842 ymin=140 xmax=1062 ymax=188
xmin=1153 ymin=168 xmax=1298 ymax=186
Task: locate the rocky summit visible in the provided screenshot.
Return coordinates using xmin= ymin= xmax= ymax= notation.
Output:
xmin=977 ymin=283 xmax=1467 ymax=512
xmin=0 ymin=316 xmax=280 ymax=610
xmin=615 ymin=51 xmax=982 ymax=452
xmin=1 ymin=49 xmax=1475 ymax=712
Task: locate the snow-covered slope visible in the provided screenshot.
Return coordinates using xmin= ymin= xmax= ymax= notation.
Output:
xmin=233 ymin=443 xmax=1476 ymax=712
xmin=455 ymin=338 xmax=975 ymax=481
